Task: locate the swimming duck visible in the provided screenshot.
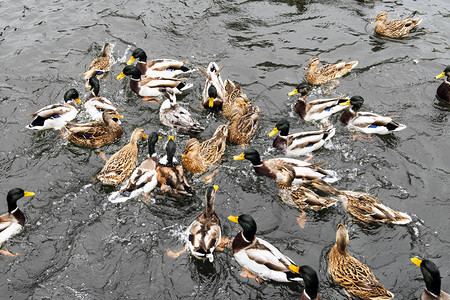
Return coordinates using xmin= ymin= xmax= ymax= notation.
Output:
xmin=65 ymin=110 xmax=123 ymax=148
xmin=186 ymin=185 xmax=221 ymax=262
xmin=157 ymin=136 xmax=194 ymax=197
xmin=228 ymin=105 xmax=261 ymax=145
xmin=159 ymin=90 xmax=204 ymax=135
xmin=268 ymin=118 xmax=335 ymax=157
xmin=340 ymin=96 xmax=406 ymax=135
xmin=198 ymin=62 xmax=226 ymax=110
xmin=97 ymin=127 xmax=147 ymax=186
xmin=80 ymin=43 xmax=114 ymax=81
xmin=108 ymin=132 xmax=161 ymax=203
xmin=27 ymin=89 xmax=81 ymax=131
xmin=288 ymin=82 xmax=351 ymax=123
xmin=288 ymin=265 xmax=322 ymax=300
xmin=222 ymin=79 xmax=251 ymax=119
xmin=411 ymin=257 xmax=450 ymax=300
xmin=228 ymin=214 xmax=302 ymax=282
xmin=371 ymin=11 xmax=422 ymax=38
xmin=126 ymin=48 xmax=192 ymax=78
xmin=329 ymin=224 xmax=394 ymax=299
xmin=181 ymin=124 xmax=228 ymax=174
xmin=84 ymin=77 xmax=118 ymax=121
xmin=233 ymin=148 xmax=335 ymax=185
xmin=305 ymin=56 xmax=358 ymax=86
xmin=435 ymin=66 xmax=450 ymax=104
xmin=0 ymin=188 xmax=35 ymax=252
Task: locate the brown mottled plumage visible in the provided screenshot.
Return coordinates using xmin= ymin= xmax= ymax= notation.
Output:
xmin=222 ymin=79 xmax=251 ymax=119
xmin=228 ymin=105 xmax=261 ymax=145
xmin=80 ymin=43 xmax=114 ymax=81
xmin=305 ymin=56 xmax=358 ymax=86
xmin=371 ymin=11 xmax=422 ymax=38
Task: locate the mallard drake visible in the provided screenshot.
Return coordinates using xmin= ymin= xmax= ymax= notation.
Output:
xmin=84 ymin=77 xmax=118 ymax=121
xmin=159 ymin=90 xmax=204 ymax=135
xmin=233 ymin=148 xmax=335 ymax=185
xmin=435 ymin=66 xmax=450 ymax=104
xmin=288 ymin=82 xmax=351 ymax=123
xmin=305 ymin=56 xmax=358 ymax=86
xmin=116 ymin=65 xmax=192 ymax=99
xmin=228 ymin=105 xmax=261 ymax=145
xmin=27 ymin=89 xmax=81 ymax=130
xmin=97 ymin=127 xmax=147 ymax=186
xmin=181 ymin=124 xmax=228 ymax=174
xmin=228 ymin=214 xmax=302 ymax=282
xmin=157 ymin=136 xmax=194 ymax=197
xmin=222 ymin=79 xmax=251 ymax=119
xmin=186 ymin=185 xmax=221 ymax=262
xmin=0 ymin=189 xmax=34 ymax=250
xmin=126 ymin=48 xmax=192 ymax=78
xmin=108 ymin=132 xmax=161 ymax=203
xmin=371 ymin=11 xmax=422 ymax=38
xmin=411 ymin=258 xmax=450 ymax=300
xmin=329 ymin=223 xmax=394 ymax=299
xmin=80 ymin=43 xmax=114 ymax=81
xmin=288 ymin=265 xmax=322 ymax=300
xmin=276 ymin=165 xmax=337 ymax=210
xmin=340 ymin=96 xmax=406 ymax=135
xmin=199 ymin=62 xmax=226 ymax=110
xmin=268 ymin=118 xmax=335 ymax=157
xmin=65 ymin=110 xmax=123 ymax=148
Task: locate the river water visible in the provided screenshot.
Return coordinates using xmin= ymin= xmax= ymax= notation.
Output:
xmin=0 ymin=0 xmax=449 ymax=299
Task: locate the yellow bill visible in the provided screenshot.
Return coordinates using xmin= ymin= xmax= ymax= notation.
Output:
xmin=168 ymin=136 xmax=174 ymax=141
xmin=228 ymin=215 xmax=239 ymax=223
xmin=75 ymin=97 xmax=82 ymax=104
xmin=116 ymin=72 xmax=126 ymax=80
xmin=339 ymin=99 xmax=351 ymax=106
xmin=126 ymin=56 xmax=135 ymax=65
xmin=268 ymin=127 xmax=279 ymax=137
xmin=114 ymin=112 xmax=124 ymax=119
xmin=142 ymin=134 xmax=148 ymax=138
xmin=208 ymin=97 xmax=215 ymax=108
xmin=288 ymin=264 xmax=300 ymax=274
xmin=287 ymin=89 xmax=299 ymax=96
xmin=435 ymin=72 xmax=446 ymax=79
xmin=411 ymin=257 xmax=422 ymax=267
xmin=233 ymin=152 xmax=245 ymax=160
xmin=24 ymin=191 xmax=35 ymax=197
xmin=213 ymin=185 xmax=219 ymax=191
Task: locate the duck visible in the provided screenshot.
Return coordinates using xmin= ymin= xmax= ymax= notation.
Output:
xmin=0 ymin=188 xmax=35 ymax=251
xmin=108 ymin=132 xmax=161 ymax=203
xmin=228 ymin=214 xmax=302 ymax=282
xmin=126 ymin=48 xmax=192 ymax=78
xmin=371 ymin=11 xmax=422 ymax=38
xmin=411 ymin=257 xmax=450 ymax=300
xmin=329 ymin=223 xmax=394 ymax=300
xmin=198 ymin=62 xmax=226 ymax=110
xmin=307 ymin=179 xmax=412 ymax=225
xmin=84 ymin=77 xmax=118 ymax=121
xmin=186 ymin=185 xmax=221 ymax=262
xmin=181 ymin=124 xmax=228 ymax=174
xmin=435 ymin=66 xmax=450 ymax=104
xmin=27 ymin=89 xmax=81 ymax=131
xmin=305 ymin=56 xmax=358 ymax=86
xmin=276 ymin=165 xmax=337 ymax=211
xmin=288 ymin=265 xmax=322 ymax=300
xmin=233 ymin=148 xmax=336 ymax=185
xmin=228 ymin=105 xmax=261 ymax=145
xmin=97 ymin=127 xmax=148 ymax=186
xmin=80 ymin=43 xmax=114 ymax=81
xmin=340 ymin=96 xmax=406 ymax=135
xmin=268 ymin=118 xmax=335 ymax=157
xmin=159 ymin=90 xmax=204 ymax=135
xmin=222 ymin=79 xmax=251 ymax=119
xmin=65 ymin=110 xmax=123 ymax=148
xmin=156 ymin=136 xmax=194 ymax=197
xmin=288 ymin=82 xmax=351 ymax=123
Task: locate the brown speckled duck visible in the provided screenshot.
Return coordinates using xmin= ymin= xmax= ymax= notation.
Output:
xmin=222 ymin=79 xmax=251 ymax=119
xmin=80 ymin=43 xmax=114 ymax=81
xmin=305 ymin=56 xmax=358 ymax=86
xmin=371 ymin=11 xmax=422 ymax=38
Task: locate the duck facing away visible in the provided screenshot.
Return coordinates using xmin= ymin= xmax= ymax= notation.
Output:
xmin=411 ymin=257 xmax=450 ymax=300
xmin=84 ymin=77 xmax=118 ymax=121
xmin=80 ymin=43 xmax=114 ymax=81
xmin=305 ymin=56 xmax=358 ymax=86
xmin=198 ymin=62 xmax=226 ymax=110
xmin=228 ymin=105 xmax=261 ymax=145
xmin=222 ymin=79 xmax=251 ymax=119
xmin=371 ymin=11 xmax=422 ymax=38
xmin=435 ymin=66 xmax=450 ymax=104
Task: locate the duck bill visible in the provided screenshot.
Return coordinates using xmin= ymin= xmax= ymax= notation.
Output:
xmin=116 ymin=72 xmax=126 ymax=80
xmin=75 ymin=97 xmax=82 ymax=104
xmin=435 ymin=72 xmax=446 ymax=79
xmin=208 ymin=97 xmax=215 ymax=108
xmin=339 ymin=99 xmax=351 ymax=106
xmin=411 ymin=257 xmax=422 ymax=267
xmin=370 ymin=18 xmax=379 ymax=24
xmin=268 ymin=127 xmax=279 ymax=137
xmin=304 ymin=64 xmax=311 ymax=70
xmin=114 ymin=113 xmax=124 ymax=119
xmin=126 ymin=56 xmax=135 ymax=65
xmin=213 ymin=185 xmax=219 ymax=191
xmin=287 ymin=89 xmax=299 ymax=96
xmin=228 ymin=215 xmax=239 ymax=223
xmin=24 ymin=191 xmax=35 ymax=197
xmin=288 ymin=264 xmax=300 ymax=274
xmin=168 ymin=136 xmax=174 ymax=141
xmin=142 ymin=134 xmax=148 ymax=138
xmin=233 ymin=152 xmax=245 ymax=160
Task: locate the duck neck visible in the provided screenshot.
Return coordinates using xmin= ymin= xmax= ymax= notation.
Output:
xmin=7 ymin=194 xmax=18 ymax=213
xmin=130 ymin=77 xmax=140 ymax=94
xmin=241 ymin=229 xmax=255 ymax=244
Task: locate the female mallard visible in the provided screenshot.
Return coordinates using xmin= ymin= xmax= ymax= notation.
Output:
xmin=288 ymin=82 xmax=351 ymax=123
xmin=233 ymin=148 xmax=335 ymax=185
xmin=126 ymin=48 xmax=192 ymax=78
xmin=329 ymin=224 xmax=394 ymax=299
xmin=97 ymin=127 xmax=148 ymax=186
xmin=268 ymin=118 xmax=335 ymax=157
xmin=288 ymin=265 xmax=322 ymax=300
xmin=371 ymin=11 xmax=422 ymax=38
xmin=222 ymin=79 xmax=251 ymax=119
xmin=84 ymin=77 xmax=118 ymax=121
xmin=27 ymin=89 xmax=81 ymax=131
xmin=305 ymin=56 xmax=358 ymax=86
xmin=182 ymin=124 xmax=228 ymax=174
xmin=157 ymin=136 xmax=194 ymax=197
xmin=186 ymin=185 xmax=221 ymax=262
xmin=108 ymin=132 xmax=161 ymax=203
xmin=228 ymin=214 xmax=302 ymax=282
xmin=435 ymin=66 xmax=450 ymax=103
xmin=65 ymin=110 xmax=123 ymax=148
xmin=0 ymin=189 xmax=35 ymax=253
xmin=159 ymin=90 xmax=204 ymax=135
xmin=411 ymin=258 xmax=450 ymax=300
xmin=80 ymin=43 xmax=114 ymax=81
xmin=198 ymin=62 xmax=226 ymax=110
xmin=340 ymin=96 xmax=406 ymax=135
xmin=228 ymin=105 xmax=261 ymax=145
xmin=276 ymin=165 xmax=337 ymax=211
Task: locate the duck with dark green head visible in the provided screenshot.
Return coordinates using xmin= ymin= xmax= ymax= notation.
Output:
xmin=435 ymin=66 xmax=450 ymax=104
xmin=289 ymin=265 xmax=321 ymax=300
xmin=411 ymin=257 xmax=450 ymax=299
xmin=84 ymin=77 xmax=118 ymax=121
